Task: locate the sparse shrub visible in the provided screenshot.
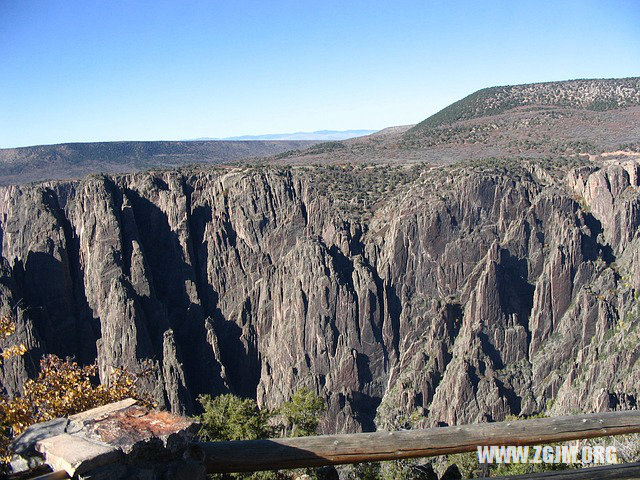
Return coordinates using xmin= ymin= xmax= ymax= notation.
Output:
xmin=2 ymin=355 xmax=143 ymax=432
xmin=0 ymin=316 xmax=26 ymax=364
xmin=197 ymin=393 xmax=280 ymax=479
xmin=442 ymin=451 xmax=482 ymax=478
xmin=308 ymin=141 xmax=346 ymax=154
xmin=0 ymin=314 xmax=27 ymax=464
xmin=347 ymin=462 xmax=381 ymax=480
xmin=492 ymin=459 xmax=573 ymax=477
xmin=619 ymin=142 xmax=640 ymax=152
xmin=198 ymin=389 xmax=327 ymax=480
xmin=346 ymin=460 xmax=437 ymax=480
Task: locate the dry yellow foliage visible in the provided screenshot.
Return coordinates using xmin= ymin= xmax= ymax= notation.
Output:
xmin=2 ymin=356 xmax=142 ymax=434
xmin=0 ymin=314 xmax=26 ymax=364
xmin=0 ymin=316 xmax=16 ymax=337
xmin=1 ymin=345 xmax=27 ymax=361
xmin=0 ymin=315 xmax=150 ymax=467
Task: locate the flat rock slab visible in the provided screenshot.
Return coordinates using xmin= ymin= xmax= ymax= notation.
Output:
xmin=36 ymin=433 xmax=122 ymax=476
xmin=67 ymin=398 xmax=138 ymax=434
xmin=69 ymin=398 xmax=138 ymax=423
xmin=10 ymin=417 xmax=69 ymax=456
xmin=10 ymin=398 xmax=200 ymax=477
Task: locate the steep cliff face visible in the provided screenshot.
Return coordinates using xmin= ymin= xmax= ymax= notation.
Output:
xmin=1 ymin=157 xmax=639 ymax=432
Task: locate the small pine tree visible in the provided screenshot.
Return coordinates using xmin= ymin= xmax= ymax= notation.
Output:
xmin=197 ymin=389 xmax=327 ymax=479
xmin=197 ymin=393 xmax=273 ymax=441
xmin=278 ymin=388 xmax=326 ymax=437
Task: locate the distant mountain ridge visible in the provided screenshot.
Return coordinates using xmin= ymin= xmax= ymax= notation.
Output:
xmin=265 ymin=77 xmax=640 ymax=166
xmin=193 ymin=129 xmax=378 ymax=141
xmin=3 ymin=77 xmax=640 ymax=186
xmin=411 ymin=77 xmax=640 ymax=132
xmin=0 ymin=139 xmax=319 ymax=185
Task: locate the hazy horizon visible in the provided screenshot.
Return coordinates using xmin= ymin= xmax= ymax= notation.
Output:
xmin=1 ymin=0 xmax=639 ymax=148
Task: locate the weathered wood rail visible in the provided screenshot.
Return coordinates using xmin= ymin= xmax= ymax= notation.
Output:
xmin=202 ymin=410 xmax=640 ymax=473
xmin=25 ymin=410 xmax=640 ymax=479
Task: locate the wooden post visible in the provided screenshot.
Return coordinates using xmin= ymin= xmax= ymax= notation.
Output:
xmin=201 ymin=410 xmax=640 ymax=473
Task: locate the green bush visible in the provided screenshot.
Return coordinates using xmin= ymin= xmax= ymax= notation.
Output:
xmin=279 ymin=388 xmax=327 ymax=437
xmin=197 ymin=393 xmax=273 ymax=442
xmin=348 ymin=462 xmax=381 ymax=480
xmin=346 ymin=460 xmax=438 ymax=480
xmin=198 ymin=389 xmax=327 ymax=480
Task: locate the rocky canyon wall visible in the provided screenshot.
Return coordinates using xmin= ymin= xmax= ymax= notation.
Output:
xmin=1 ymin=159 xmax=639 ymax=433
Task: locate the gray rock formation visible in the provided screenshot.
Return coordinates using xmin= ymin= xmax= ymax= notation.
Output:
xmin=1 ymin=155 xmax=638 ymax=433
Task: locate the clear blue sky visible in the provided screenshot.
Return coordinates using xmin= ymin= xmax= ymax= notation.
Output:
xmin=1 ymin=0 xmax=639 ymax=148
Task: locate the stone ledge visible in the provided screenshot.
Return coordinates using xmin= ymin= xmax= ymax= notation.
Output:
xmin=66 ymin=398 xmax=138 ymax=434
xmin=78 ymin=403 xmax=198 ymax=454
xmin=36 ymin=433 xmax=122 ymax=476
xmin=68 ymin=398 xmax=138 ymax=423
xmin=9 ymin=399 xmax=204 ymax=479
xmin=10 ymin=417 xmax=69 ymax=457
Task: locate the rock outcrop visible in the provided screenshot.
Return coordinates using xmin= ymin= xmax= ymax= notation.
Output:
xmin=1 ymin=156 xmax=639 ymax=433
xmin=10 ymin=398 xmax=203 ymax=479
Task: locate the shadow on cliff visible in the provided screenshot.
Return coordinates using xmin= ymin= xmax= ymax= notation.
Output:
xmin=12 ymin=252 xmax=81 ymax=360
xmin=124 ymin=188 xmax=229 ymax=406
xmin=188 ymin=199 xmax=261 ymax=400
xmin=475 ymin=248 xmax=534 ymax=415
xmin=124 ymin=188 xmax=202 ymax=329
xmin=8 ymin=186 xmax=103 ymax=366
xmin=581 ymin=212 xmax=615 ymax=264
xmin=57 ymin=195 xmax=102 ymax=365
xmin=125 ymin=187 xmax=260 ymax=406
xmin=498 ymin=249 xmax=535 ymax=324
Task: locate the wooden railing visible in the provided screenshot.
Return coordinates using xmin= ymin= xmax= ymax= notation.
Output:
xmin=202 ymin=410 xmax=640 ymax=473
xmin=28 ymin=410 xmax=640 ymax=479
